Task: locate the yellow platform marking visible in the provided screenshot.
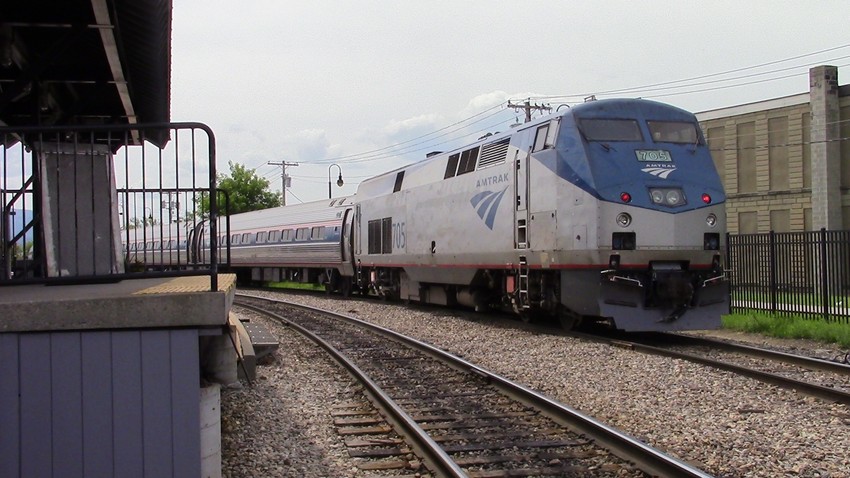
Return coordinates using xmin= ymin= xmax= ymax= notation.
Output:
xmin=133 ymin=273 xmax=237 ymax=295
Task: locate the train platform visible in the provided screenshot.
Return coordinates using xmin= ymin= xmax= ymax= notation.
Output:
xmin=1 ymin=273 xmax=240 ymax=478
xmin=0 ymin=273 xmax=237 ymax=333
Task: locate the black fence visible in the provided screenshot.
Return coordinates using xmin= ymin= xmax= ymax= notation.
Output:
xmin=1 ymin=123 xmax=227 ymax=291
xmin=727 ymin=229 xmax=850 ymax=322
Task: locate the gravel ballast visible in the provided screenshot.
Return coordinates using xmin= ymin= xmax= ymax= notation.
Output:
xmin=225 ymin=292 xmax=850 ymax=477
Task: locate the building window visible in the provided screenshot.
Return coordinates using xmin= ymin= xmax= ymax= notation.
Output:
xmin=802 ymin=113 xmax=811 ymax=189
xmin=736 ymin=122 xmax=757 ymax=193
xmin=768 ymin=117 xmax=789 ymax=191
xmin=769 ymin=209 xmax=790 ymax=233
xmin=393 ymin=171 xmax=404 ymax=193
xmin=841 ymin=105 xmax=850 ymax=189
xmin=738 ymin=211 xmax=758 ymax=234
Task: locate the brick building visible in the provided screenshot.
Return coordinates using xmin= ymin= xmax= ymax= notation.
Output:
xmin=696 ymin=65 xmax=850 ymax=234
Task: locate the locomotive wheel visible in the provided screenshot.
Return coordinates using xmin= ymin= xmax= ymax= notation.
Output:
xmin=340 ymin=278 xmax=352 ymax=298
xmin=558 ymin=310 xmax=583 ymax=330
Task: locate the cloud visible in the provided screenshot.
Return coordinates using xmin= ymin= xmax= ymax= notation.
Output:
xmin=290 ymin=129 xmax=333 ymax=162
xmin=382 ymin=113 xmax=443 ymax=140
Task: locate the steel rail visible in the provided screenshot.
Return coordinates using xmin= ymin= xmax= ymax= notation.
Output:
xmin=659 ymin=332 xmax=850 ymax=375
xmin=234 ymin=299 xmax=466 ymax=478
xmin=236 ymin=293 xmax=713 ymax=478
xmin=590 ymin=334 xmax=850 ymax=406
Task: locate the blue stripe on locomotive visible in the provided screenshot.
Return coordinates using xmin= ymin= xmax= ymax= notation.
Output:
xmin=536 ymin=99 xmax=725 ymax=212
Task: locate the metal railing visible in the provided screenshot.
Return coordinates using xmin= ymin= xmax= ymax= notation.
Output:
xmin=727 ymin=229 xmax=850 ymax=322
xmin=1 ymin=123 xmax=228 ymax=290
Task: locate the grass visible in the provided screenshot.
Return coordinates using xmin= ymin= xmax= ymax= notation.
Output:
xmin=266 ymin=280 xmax=326 ymax=292
xmin=732 ymin=288 xmax=850 ymax=307
xmin=722 ymin=312 xmax=850 ymax=348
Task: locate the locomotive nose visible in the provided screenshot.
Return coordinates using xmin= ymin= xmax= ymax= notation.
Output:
xmin=654 ymin=272 xmax=694 ymax=305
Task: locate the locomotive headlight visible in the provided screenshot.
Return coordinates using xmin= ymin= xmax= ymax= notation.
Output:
xmin=706 ymin=213 xmax=718 ymax=227
xmin=665 ymin=189 xmax=681 ymax=205
xmin=650 ymin=190 xmax=664 ymax=204
xmin=648 ymin=187 xmax=686 ymax=207
xmin=616 ymin=213 xmax=632 ymax=227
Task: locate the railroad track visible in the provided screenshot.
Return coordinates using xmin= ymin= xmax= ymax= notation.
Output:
xmin=586 ymin=331 xmax=850 ymax=406
xmin=234 ymin=293 xmax=711 ymax=478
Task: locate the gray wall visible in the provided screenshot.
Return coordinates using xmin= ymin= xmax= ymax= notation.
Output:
xmin=0 ymin=328 xmax=200 ymax=478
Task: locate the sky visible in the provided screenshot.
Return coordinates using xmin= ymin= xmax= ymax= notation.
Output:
xmin=169 ymin=1 xmax=850 ymax=204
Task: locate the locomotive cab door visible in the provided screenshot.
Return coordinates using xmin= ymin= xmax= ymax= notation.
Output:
xmin=514 ymin=142 xmax=529 ymax=249
xmin=340 ymin=207 xmax=355 ymax=276
xmin=189 ymin=220 xmax=206 ymax=265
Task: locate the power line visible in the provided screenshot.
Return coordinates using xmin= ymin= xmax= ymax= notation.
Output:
xmin=530 ymin=44 xmax=850 ymax=101
xmin=268 ymin=161 xmax=298 ymax=206
xmin=312 ymin=101 xmax=509 ymax=163
xmin=260 ymin=44 xmax=849 ymax=182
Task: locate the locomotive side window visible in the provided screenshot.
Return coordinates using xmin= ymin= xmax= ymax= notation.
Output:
xmin=295 ymin=228 xmax=308 ymax=241
xmin=269 ymin=230 xmax=280 ymax=242
xmin=647 ymin=121 xmax=701 ymax=144
xmin=444 ymin=146 xmax=480 ymax=178
xmin=578 ymin=119 xmax=642 ymax=141
xmin=368 ymin=219 xmax=381 ymax=254
xmin=367 ymin=217 xmax=393 ymax=254
xmin=310 ymin=226 xmax=325 ymax=240
xmin=444 ymin=153 xmax=460 ymax=179
xmin=282 ymin=229 xmax=293 ymax=242
xmin=381 ymin=217 xmax=392 ymax=253
xmin=231 ymin=234 xmax=239 ymax=245
xmin=533 ymin=125 xmax=549 ymax=152
xmin=241 ymin=233 xmax=251 ymax=244
xmin=257 ymin=231 xmax=268 ymax=243
xmin=457 ymin=147 xmax=479 ymax=175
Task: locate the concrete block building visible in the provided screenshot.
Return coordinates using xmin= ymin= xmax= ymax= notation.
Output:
xmin=697 ymin=65 xmax=850 ymax=234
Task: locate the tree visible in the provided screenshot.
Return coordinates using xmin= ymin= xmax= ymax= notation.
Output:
xmin=201 ymin=161 xmax=281 ymax=216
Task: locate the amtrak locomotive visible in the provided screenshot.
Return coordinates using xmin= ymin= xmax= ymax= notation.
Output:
xmin=128 ymin=98 xmax=728 ymax=332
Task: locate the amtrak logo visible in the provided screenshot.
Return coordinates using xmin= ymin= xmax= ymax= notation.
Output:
xmin=470 ymin=187 xmax=507 ymax=230
xmin=641 ymin=166 xmax=676 ymax=179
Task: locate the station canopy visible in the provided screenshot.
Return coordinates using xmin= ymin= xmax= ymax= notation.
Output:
xmin=1 ymin=0 xmax=171 ymax=145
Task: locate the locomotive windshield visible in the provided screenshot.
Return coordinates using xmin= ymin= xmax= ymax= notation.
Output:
xmin=578 ymin=119 xmax=642 ymax=141
xmin=647 ymin=121 xmax=701 ymax=144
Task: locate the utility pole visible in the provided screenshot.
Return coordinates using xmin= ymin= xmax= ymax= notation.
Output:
xmin=507 ymin=100 xmax=552 ymax=123
xmin=268 ymin=161 xmax=298 ymax=206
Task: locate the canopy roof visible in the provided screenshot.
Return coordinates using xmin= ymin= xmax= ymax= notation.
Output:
xmin=1 ymin=0 xmax=171 ymax=132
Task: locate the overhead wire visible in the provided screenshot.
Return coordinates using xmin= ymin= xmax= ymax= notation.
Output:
xmin=306 ymin=106 xmax=516 ymax=165
xmin=261 ymin=43 xmax=850 ymax=188
xmin=529 ymin=43 xmax=850 ymax=101
xmin=311 ymin=101 xmax=509 ymax=163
